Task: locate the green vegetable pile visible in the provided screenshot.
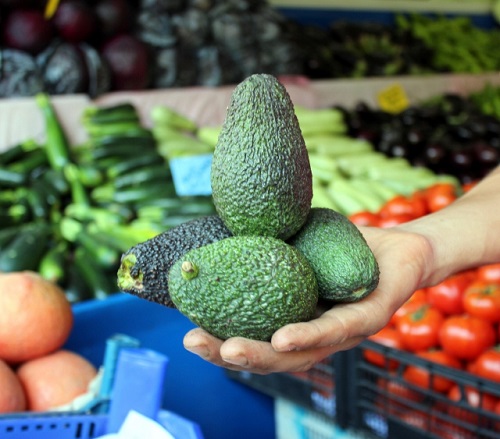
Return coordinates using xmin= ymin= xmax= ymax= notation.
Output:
xmin=0 ymin=95 xmax=215 ymax=302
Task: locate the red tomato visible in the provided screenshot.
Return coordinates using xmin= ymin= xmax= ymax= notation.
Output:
xmin=469 ymin=346 xmax=500 ymax=383
xmin=348 ymin=211 xmax=380 ymax=227
xmin=403 ymin=350 xmax=461 ymax=393
xmin=439 ymin=315 xmax=497 ymax=361
xmin=446 ymin=384 xmax=498 ymax=426
xmin=377 ymin=213 xmax=415 ymax=228
xmin=396 ymin=305 xmax=444 ymax=352
xmin=476 ymin=263 xmax=500 ymax=284
xmin=462 ymin=181 xmax=478 ymax=193
xmin=426 ymin=271 xmax=474 ymax=316
xmin=462 ymin=280 xmax=500 ymax=323
xmin=389 ymin=289 xmax=428 ymax=327
xmin=378 ymin=195 xmax=425 ymax=219
xmin=363 ymin=326 xmax=403 ymax=369
xmin=408 ymin=191 xmax=429 ymax=217
xmin=424 ymin=183 xmax=457 ymax=212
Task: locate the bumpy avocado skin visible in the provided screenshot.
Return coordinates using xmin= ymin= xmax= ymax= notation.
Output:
xmin=168 ymin=235 xmax=318 ymax=341
xmin=117 ymin=215 xmax=232 ymax=307
xmin=288 ymin=208 xmax=380 ymax=303
xmin=211 ymin=73 xmax=312 ymax=240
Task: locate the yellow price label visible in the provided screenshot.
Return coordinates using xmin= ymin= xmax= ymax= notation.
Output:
xmin=377 ymin=83 xmax=410 ymax=114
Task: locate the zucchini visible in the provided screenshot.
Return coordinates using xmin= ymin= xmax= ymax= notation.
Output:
xmin=73 ymin=247 xmax=117 ymax=300
xmin=82 ymin=103 xmax=139 ymax=125
xmin=0 ymin=169 xmax=27 ymax=187
xmin=0 ymin=140 xmax=39 ymax=165
xmin=0 ymin=221 xmax=52 ymax=272
xmin=91 ymin=143 xmax=156 ymax=161
xmin=106 ymin=154 xmax=163 ymax=179
xmin=38 ymin=240 xmax=68 ymax=283
xmin=113 ymin=165 xmax=170 ymax=189
xmin=35 ymin=93 xmax=71 ymax=171
xmin=9 ymin=149 xmax=48 ymax=174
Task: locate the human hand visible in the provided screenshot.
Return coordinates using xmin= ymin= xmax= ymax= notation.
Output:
xmin=183 ymin=226 xmax=433 ymax=374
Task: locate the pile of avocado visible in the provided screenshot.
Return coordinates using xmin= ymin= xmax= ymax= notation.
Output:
xmin=117 ymin=74 xmax=380 ymax=342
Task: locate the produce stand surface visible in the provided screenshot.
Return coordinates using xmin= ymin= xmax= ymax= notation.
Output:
xmin=64 ymin=293 xmax=275 ymax=439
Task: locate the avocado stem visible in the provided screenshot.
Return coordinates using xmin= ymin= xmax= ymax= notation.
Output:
xmin=181 ymin=261 xmax=199 ymax=280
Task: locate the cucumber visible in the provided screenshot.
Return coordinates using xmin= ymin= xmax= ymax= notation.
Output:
xmin=0 ymin=221 xmax=52 ymax=272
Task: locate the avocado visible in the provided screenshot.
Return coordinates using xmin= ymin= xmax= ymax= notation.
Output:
xmin=211 ymin=73 xmax=312 ymax=240
xmin=288 ymin=207 xmax=379 ymax=303
xmin=168 ymin=235 xmax=318 ymax=341
xmin=117 ymin=215 xmax=232 ymax=307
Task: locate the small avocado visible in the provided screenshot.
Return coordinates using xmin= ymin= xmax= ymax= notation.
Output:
xmin=117 ymin=215 xmax=232 ymax=307
xmin=168 ymin=235 xmax=318 ymax=341
xmin=288 ymin=207 xmax=379 ymax=302
xmin=211 ymin=73 xmax=312 ymax=240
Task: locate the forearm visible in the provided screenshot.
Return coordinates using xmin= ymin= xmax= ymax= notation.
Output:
xmin=399 ymin=166 xmax=500 ymax=288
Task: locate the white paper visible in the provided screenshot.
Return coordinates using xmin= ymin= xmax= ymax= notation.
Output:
xmin=95 ymin=410 xmax=176 ymax=439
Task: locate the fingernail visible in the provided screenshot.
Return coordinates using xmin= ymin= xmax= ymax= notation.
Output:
xmin=186 ymin=344 xmax=210 ymax=359
xmin=222 ymin=355 xmax=248 ymax=367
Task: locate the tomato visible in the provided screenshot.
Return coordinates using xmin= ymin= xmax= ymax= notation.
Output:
xmin=476 ymin=263 xmax=500 ymax=284
xmin=439 ymin=315 xmax=497 ymax=361
xmin=462 ymin=280 xmax=500 ymax=323
xmin=403 ymin=349 xmax=461 ymax=393
xmin=348 ymin=211 xmax=380 ymax=227
xmin=424 ymin=183 xmax=457 ymax=213
xmin=446 ymin=384 xmax=498 ymax=426
xmin=396 ymin=305 xmax=444 ymax=352
xmin=462 ymin=180 xmax=478 ymax=193
xmin=363 ymin=326 xmax=403 ymax=369
xmin=408 ymin=190 xmax=429 ymax=217
xmin=377 ymin=213 xmax=415 ymax=228
xmin=469 ymin=346 xmax=500 ymax=383
xmin=389 ymin=289 xmax=428 ymax=326
xmin=378 ymin=195 xmax=425 ymax=220
xmin=426 ymin=271 xmax=474 ymax=316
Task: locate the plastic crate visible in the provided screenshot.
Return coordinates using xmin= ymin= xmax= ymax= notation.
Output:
xmin=348 ymin=340 xmax=500 ymax=439
xmin=227 ymin=351 xmax=351 ymax=427
xmin=0 ymin=341 xmax=204 ymax=439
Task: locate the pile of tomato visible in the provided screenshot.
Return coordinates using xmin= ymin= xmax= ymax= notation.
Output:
xmin=350 ymin=180 xmax=500 ymax=437
xmin=349 ymin=181 xmax=471 ymax=228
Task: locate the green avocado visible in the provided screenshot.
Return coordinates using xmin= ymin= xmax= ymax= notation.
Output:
xmin=210 ymin=73 xmax=312 ymax=240
xmin=168 ymin=235 xmax=318 ymax=341
xmin=288 ymin=207 xmax=379 ymax=303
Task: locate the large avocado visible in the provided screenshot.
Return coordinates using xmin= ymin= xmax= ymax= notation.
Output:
xmin=117 ymin=215 xmax=232 ymax=307
xmin=288 ymin=207 xmax=379 ymax=302
xmin=168 ymin=235 xmax=318 ymax=341
xmin=210 ymin=73 xmax=312 ymax=240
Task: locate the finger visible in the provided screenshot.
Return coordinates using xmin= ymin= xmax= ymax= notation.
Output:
xmin=183 ymin=328 xmax=231 ymax=367
xmin=219 ymin=336 xmax=358 ymax=374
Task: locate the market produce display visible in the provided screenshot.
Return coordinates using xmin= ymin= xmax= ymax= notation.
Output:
xmin=344 ymin=91 xmax=500 ymax=184
xmin=119 ymin=73 xmax=380 ymax=341
xmin=0 ymin=270 xmax=97 ymax=413
xmin=2 ymin=0 xmax=500 ymax=97
xmin=0 ymin=94 xmax=215 ymax=302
